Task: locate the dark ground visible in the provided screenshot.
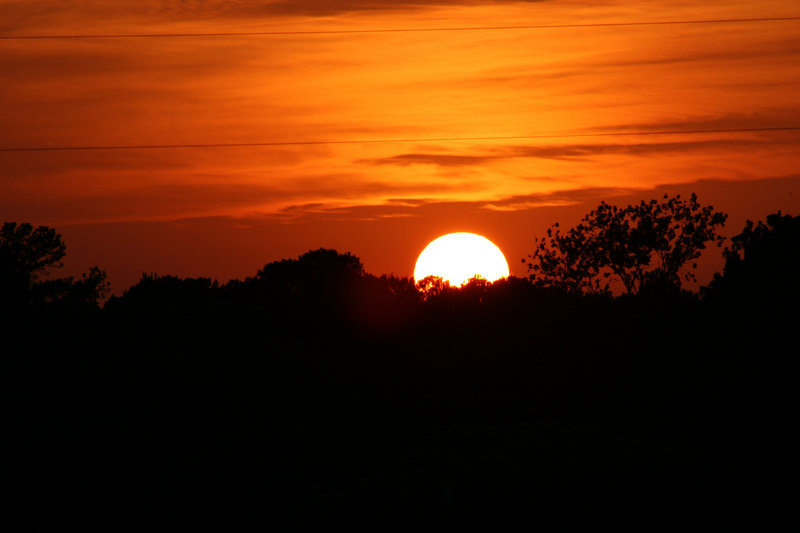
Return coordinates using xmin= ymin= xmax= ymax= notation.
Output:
xmin=5 ymin=269 xmax=794 ymax=530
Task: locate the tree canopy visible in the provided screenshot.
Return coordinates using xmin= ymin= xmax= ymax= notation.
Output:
xmin=1 ymin=222 xmax=65 ymax=287
xmin=1 ymin=221 xmax=108 ymax=310
xmin=705 ymin=211 xmax=800 ymax=302
xmin=525 ymin=193 xmax=728 ymax=295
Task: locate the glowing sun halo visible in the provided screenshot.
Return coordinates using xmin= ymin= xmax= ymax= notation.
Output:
xmin=414 ymin=232 xmax=510 ymax=286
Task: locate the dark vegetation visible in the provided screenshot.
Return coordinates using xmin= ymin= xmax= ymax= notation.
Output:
xmin=4 ymin=198 xmax=797 ymax=529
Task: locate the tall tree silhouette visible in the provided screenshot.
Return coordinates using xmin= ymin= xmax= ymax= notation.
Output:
xmin=1 ymin=222 xmax=65 ymax=303
xmin=1 ymin=221 xmax=108 ymax=310
xmin=525 ymin=194 xmax=727 ymax=295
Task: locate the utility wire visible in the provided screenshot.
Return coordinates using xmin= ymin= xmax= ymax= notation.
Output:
xmin=1 ymin=16 xmax=799 ymax=40
xmin=2 ymin=127 xmax=798 ymax=152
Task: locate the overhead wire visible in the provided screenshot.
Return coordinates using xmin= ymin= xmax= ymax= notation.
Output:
xmin=1 ymin=16 xmax=799 ymax=40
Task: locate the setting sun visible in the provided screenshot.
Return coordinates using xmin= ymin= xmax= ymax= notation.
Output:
xmin=414 ymin=232 xmax=510 ymax=286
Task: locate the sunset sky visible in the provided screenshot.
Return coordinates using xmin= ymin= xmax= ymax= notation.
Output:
xmin=2 ymin=0 xmax=799 ymax=293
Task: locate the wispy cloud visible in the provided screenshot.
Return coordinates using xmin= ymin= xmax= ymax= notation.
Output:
xmin=260 ymin=0 xmax=553 ymax=16
xmin=0 ymin=0 xmax=554 ymax=34
xmin=596 ymin=110 xmax=800 ymax=133
xmin=268 ymin=184 xmax=640 ymax=222
xmin=363 ymin=138 xmax=773 ymax=167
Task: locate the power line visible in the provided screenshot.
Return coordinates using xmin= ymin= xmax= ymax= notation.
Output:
xmin=2 ymin=127 xmax=798 ymax=152
xmin=2 ymin=16 xmax=799 ymax=40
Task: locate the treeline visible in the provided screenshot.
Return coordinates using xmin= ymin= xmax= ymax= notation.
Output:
xmin=4 ymin=205 xmax=798 ymax=530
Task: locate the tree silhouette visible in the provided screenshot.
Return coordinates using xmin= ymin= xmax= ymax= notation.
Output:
xmin=104 ymin=273 xmax=217 ymax=318
xmin=705 ymin=211 xmax=800 ymax=302
xmin=1 ymin=222 xmax=66 ymax=302
xmin=350 ymin=273 xmax=419 ymax=329
xmin=415 ymin=275 xmax=451 ymax=300
xmin=525 ymin=194 xmax=727 ymax=295
xmin=1 ymin=221 xmax=108 ymax=310
xmin=256 ymin=248 xmax=364 ymax=291
xmin=33 ymin=266 xmax=110 ymax=309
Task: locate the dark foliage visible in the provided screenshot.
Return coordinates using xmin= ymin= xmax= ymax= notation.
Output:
xmin=1 ymin=221 xmax=66 ymax=305
xmin=1 ymin=222 xmax=108 ymax=312
xmin=526 ymin=193 xmax=727 ymax=295
xmin=705 ymin=211 xmax=800 ymax=304
xmin=4 ymin=212 xmax=795 ymax=530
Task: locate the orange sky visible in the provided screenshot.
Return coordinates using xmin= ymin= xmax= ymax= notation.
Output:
xmin=2 ymin=0 xmax=799 ymax=292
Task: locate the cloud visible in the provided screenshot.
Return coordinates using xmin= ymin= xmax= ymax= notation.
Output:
xmin=363 ymin=138 xmax=772 ymax=167
xmin=361 ymin=153 xmax=495 ymax=166
xmin=267 ymin=184 xmax=638 ymax=222
xmin=217 ymin=0 xmax=553 ymax=17
xmin=480 ymin=187 xmax=635 ymax=210
xmin=265 ymin=171 xmax=800 ymax=224
xmin=587 ymin=38 xmax=800 ymax=70
xmin=0 ymin=166 xmax=487 ymax=225
xmin=0 ymin=0 xmax=553 ymax=32
xmin=596 ymin=110 xmax=800 ymax=133
xmin=509 ymin=139 xmax=775 ymax=160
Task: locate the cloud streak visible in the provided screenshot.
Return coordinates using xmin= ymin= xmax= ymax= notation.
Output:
xmin=362 ymin=138 xmax=778 ymax=167
xmin=596 ymin=110 xmax=800 ymax=134
xmin=269 ymin=184 xmax=656 ymax=222
xmin=0 ymin=0 xmax=553 ymax=34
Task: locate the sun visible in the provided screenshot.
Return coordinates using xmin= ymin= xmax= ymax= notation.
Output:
xmin=414 ymin=232 xmax=510 ymax=287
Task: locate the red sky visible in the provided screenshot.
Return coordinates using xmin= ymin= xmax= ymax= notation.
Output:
xmin=2 ymin=0 xmax=799 ymax=293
